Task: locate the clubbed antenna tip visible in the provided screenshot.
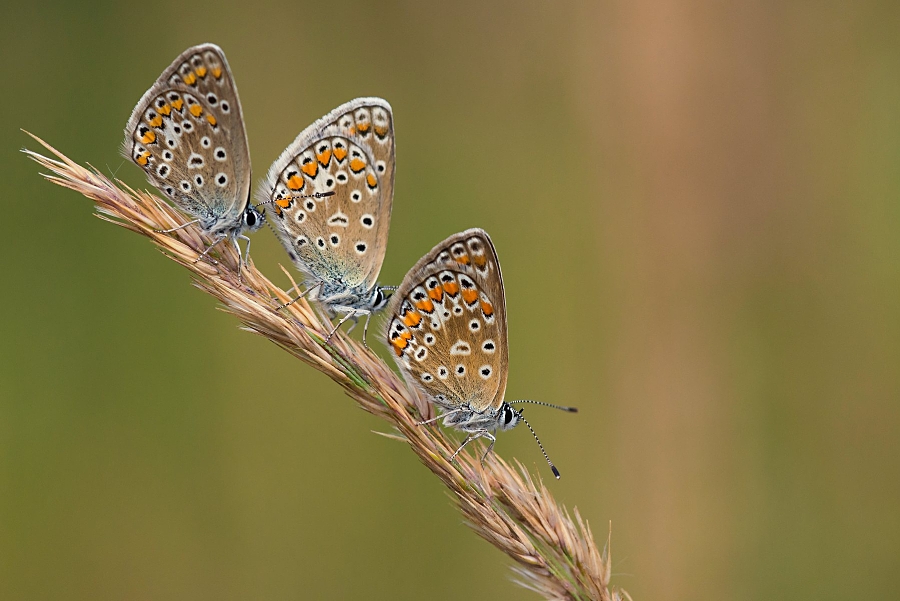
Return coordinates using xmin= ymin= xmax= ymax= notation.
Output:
xmin=552 ymin=465 xmax=561 ymax=479
xmin=509 ymin=399 xmax=578 ymax=413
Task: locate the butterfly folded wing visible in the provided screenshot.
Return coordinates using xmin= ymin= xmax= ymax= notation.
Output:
xmin=260 ymin=98 xmax=395 ymax=296
xmin=123 ymin=43 xmax=251 ymax=234
xmin=387 ymin=229 xmax=508 ymax=413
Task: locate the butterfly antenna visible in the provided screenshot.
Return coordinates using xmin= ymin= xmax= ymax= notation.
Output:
xmin=263 ymin=213 xmax=279 ymax=237
xmin=508 ymin=399 xmax=578 ymax=413
xmin=253 ymin=190 xmax=335 ymax=210
xmin=520 ymin=415 xmax=561 ymax=479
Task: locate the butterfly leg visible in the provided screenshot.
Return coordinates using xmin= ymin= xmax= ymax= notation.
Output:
xmin=154 ymin=218 xmax=201 ymax=234
xmin=449 ymin=431 xmax=487 ymax=464
xmin=325 ymin=309 xmax=358 ymax=344
xmin=344 ymin=314 xmax=361 ymax=335
xmin=233 ymin=234 xmax=253 ymax=282
xmin=278 ymin=281 xmax=322 ymax=310
xmin=480 ymin=433 xmax=498 ymax=466
xmin=193 ymin=235 xmax=225 ymax=265
xmin=416 ymin=408 xmax=461 ymax=426
xmin=361 ymin=311 xmax=379 ymax=349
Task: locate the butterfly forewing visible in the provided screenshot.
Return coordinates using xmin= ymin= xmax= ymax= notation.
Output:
xmin=260 ymin=98 xmax=394 ymax=292
xmin=123 ymin=44 xmax=251 ymax=232
xmin=387 ymin=229 xmax=508 ymax=413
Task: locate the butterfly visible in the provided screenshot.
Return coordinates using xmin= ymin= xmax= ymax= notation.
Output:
xmin=385 ymin=229 xmax=577 ymax=478
xmin=258 ymin=98 xmax=395 ymax=345
xmin=123 ymin=43 xmax=263 ymax=274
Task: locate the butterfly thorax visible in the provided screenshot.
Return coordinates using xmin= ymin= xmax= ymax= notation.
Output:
xmin=207 ymin=202 xmax=263 ymax=238
xmin=440 ymin=401 xmax=521 ymax=435
xmin=316 ymin=280 xmax=389 ymax=314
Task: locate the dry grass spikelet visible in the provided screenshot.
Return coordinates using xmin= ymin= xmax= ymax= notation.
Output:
xmin=24 ymin=132 xmax=630 ymax=601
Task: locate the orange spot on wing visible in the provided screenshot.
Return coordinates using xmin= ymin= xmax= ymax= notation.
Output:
xmin=171 ymin=98 xmax=184 ymax=111
xmin=182 ymin=72 xmax=196 ymax=86
xmin=195 ymin=66 xmax=207 ymax=78
xmin=212 ymin=67 xmax=223 ymax=78
xmin=189 ymin=104 xmax=203 ymax=117
xmin=333 ymin=147 xmax=347 ymax=161
xmin=356 ymin=122 xmax=370 ymax=133
xmin=473 ymin=255 xmax=487 ymax=267
xmin=157 ymin=104 xmax=171 ymax=116
xmin=443 ymin=281 xmax=459 ymax=296
xmin=455 ymin=254 xmax=470 ymax=265
xmin=317 ymin=149 xmax=332 ymax=166
xmin=275 ymin=197 xmax=291 ymax=208
xmin=136 ymin=152 xmax=150 ymax=166
xmin=391 ymin=335 xmax=410 ymax=354
xmin=301 ymin=161 xmax=318 ymax=177
xmin=374 ymin=125 xmax=389 ymax=137
xmin=148 ymin=115 xmax=163 ymax=128
xmin=140 ymin=131 xmax=156 ymax=144
xmin=402 ymin=311 xmax=422 ymax=328
xmin=428 ymin=287 xmax=444 ymax=302
xmin=348 ymin=126 xmax=357 ymax=135
xmin=287 ymin=175 xmax=305 ymax=191
xmin=415 ymin=299 xmax=435 ymax=313
xmin=481 ymin=301 xmax=494 ymax=317
xmin=349 ymin=158 xmax=365 ymax=173
xmin=206 ymin=114 xmax=217 ymax=127
xmin=366 ymin=173 xmax=377 ymax=188
xmin=462 ymin=289 xmax=478 ymax=305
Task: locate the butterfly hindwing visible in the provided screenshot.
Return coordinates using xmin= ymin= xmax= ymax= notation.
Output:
xmin=260 ymin=98 xmax=394 ymax=293
xmin=123 ymin=44 xmax=251 ymax=233
xmin=387 ymin=229 xmax=508 ymax=413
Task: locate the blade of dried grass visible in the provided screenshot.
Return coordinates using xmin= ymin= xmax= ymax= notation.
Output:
xmin=24 ymin=132 xmax=629 ymax=601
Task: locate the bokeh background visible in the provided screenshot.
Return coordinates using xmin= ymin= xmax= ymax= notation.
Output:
xmin=2 ymin=1 xmax=900 ymax=599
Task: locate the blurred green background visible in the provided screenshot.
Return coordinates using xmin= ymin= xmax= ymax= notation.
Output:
xmin=2 ymin=1 xmax=900 ymax=599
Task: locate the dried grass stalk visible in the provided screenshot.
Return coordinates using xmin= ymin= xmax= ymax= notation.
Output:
xmin=25 ymin=133 xmax=630 ymax=601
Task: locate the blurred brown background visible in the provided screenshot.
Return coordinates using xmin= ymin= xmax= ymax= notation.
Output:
xmin=2 ymin=1 xmax=900 ymax=599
